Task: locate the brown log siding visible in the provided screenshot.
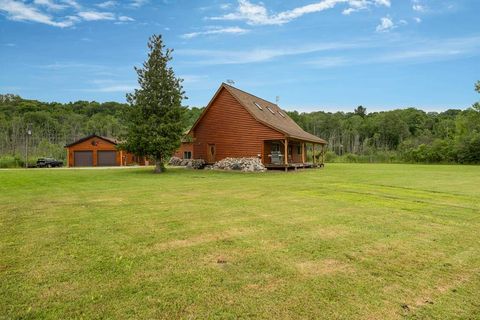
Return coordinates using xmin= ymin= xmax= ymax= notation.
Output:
xmin=174 ymin=142 xmax=194 ymax=159
xmin=192 ymin=88 xmax=284 ymax=163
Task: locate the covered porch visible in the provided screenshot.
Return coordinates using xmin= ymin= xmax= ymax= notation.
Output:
xmin=262 ymin=138 xmax=326 ymax=171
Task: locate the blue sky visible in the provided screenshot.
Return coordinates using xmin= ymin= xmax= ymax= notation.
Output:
xmin=1 ymin=0 xmax=479 ymax=112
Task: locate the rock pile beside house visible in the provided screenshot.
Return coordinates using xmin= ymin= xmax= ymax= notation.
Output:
xmin=186 ymin=159 xmax=205 ymax=169
xmin=213 ymin=157 xmax=266 ymax=172
xmin=168 ymin=157 xmax=205 ymax=169
xmin=168 ymin=157 xmax=184 ymax=166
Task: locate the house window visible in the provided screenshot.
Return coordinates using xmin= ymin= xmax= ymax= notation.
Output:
xmin=254 ymin=102 xmax=263 ymax=110
xmin=184 ymin=151 xmax=192 ymax=159
xmin=271 ymin=143 xmax=280 ymax=152
xmin=297 ymin=145 xmax=302 ymax=154
xmin=267 ymin=106 xmax=275 ymax=114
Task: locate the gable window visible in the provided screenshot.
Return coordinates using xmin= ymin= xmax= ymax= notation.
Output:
xmin=184 ymin=151 xmax=192 ymax=159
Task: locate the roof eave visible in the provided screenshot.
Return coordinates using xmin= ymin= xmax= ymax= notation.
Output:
xmin=286 ymin=134 xmax=328 ymax=144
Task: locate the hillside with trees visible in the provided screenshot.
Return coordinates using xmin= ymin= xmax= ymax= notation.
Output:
xmin=0 ymin=81 xmax=478 ymax=167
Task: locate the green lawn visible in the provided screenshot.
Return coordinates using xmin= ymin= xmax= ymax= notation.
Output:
xmin=1 ymin=164 xmax=480 ymax=319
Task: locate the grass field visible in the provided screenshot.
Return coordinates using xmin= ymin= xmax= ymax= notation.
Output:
xmin=1 ymin=164 xmax=480 ymax=319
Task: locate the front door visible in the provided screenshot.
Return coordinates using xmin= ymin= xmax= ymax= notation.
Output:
xmin=207 ymin=144 xmax=216 ymax=163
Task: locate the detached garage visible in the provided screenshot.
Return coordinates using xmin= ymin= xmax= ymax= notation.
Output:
xmin=65 ymin=134 xmax=147 ymax=167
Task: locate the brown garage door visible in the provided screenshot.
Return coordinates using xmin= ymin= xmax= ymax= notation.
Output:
xmin=97 ymin=151 xmax=117 ymax=166
xmin=74 ymin=151 xmax=93 ymax=167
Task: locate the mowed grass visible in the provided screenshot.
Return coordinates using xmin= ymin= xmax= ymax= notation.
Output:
xmin=1 ymin=164 xmax=480 ymax=319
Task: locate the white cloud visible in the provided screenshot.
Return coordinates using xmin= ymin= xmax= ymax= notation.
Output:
xmin=78 ymin=11 xmax=115 ymax=21
xmin=0 ymin=0 xmax=76 ymax=27
xmin=342 ymin=0 xmax=390 ymax=15
xmin=210 ymin=0 xmax=390 ymax=25
xmin=307 ymin=56 xmax=350 ymax=68
xmin=180 ymin=75 xmax=208 ymax=83
xmin=374 ymin=0 xmax=390 ymax=6
xmin=306 ymin=36 xmax=480 ymax=68
xmin=96 ymin=1 xmax=117 ymax=9
xmin=39 ymin=62 xmax=106 ymax=69
xmin=182 ymin=26 xmax=249 ymax=39
xmin=33 ymin=0 xmax=69 ymax=11
xmin=176 ymin=41 xmax=363 ymax=65
xmin=88 ymin=79 xmax=137 ymax=92
xmin=62 ymin=0 xmax=81 ymax=10
xmin=0 ymin=0 xmax=128 ymax=27
xmin=220 ymin=3 xmax=231 ymax=10
xmin=92 ymin=84 xmax=138 ymax=92
xmin=372 ymin=39 xmax=480 ymax=64
xmin=130 ymin=0 xmax=148 ymax=8
xmin=414 ymin=17 xmax=422 ymax=23
xmin=118 ymin=15 xmax=135 ymax=21
xmin=376 ymin=16 xmax=395 ymax=32
xmin=412 ymin=0 xmax=426 ymax=12
xmin=412 ymin=4 xmax=425 ymax=12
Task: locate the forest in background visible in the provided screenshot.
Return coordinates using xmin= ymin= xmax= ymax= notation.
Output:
xmin=0 ymin=84 xmax=479 ymax=167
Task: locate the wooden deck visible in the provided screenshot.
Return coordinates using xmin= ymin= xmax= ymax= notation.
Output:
xmin=265 ymin=162 xmax=324 ymax=171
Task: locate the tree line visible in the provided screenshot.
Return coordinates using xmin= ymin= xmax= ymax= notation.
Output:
xmin=288 ymin=83 xmax=480 ymax=164
xmin=0 ymin=82 xmax=478 ymax=167
xmin=0 ymin=93 xmax=202 ymax=167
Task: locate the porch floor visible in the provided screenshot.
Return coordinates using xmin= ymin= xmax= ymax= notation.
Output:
xmin=265 ymin=162 xmax=324 ymax=171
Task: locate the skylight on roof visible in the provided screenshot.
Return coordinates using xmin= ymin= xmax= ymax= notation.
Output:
xmin=254 ymin=102 xmax=263 ymax=110
xmin=267 ymin=106 xmax=275 ymax=114
xmin=279 ymin=112 xmax=286 ymax=118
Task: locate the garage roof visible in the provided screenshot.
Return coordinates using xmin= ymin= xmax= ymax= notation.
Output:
xmin=64 ymin=134 xmax=118 ymax=147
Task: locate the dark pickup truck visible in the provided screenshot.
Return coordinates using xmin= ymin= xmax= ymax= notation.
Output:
xmin=36 ymin=158 xmax=63 ymax=168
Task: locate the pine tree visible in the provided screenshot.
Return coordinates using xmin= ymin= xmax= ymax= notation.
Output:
xmin=121 ymin=34 xmax=186 ymax=173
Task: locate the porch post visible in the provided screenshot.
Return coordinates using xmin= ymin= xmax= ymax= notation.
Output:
xmin=301 ymin=142 xmax=305 ymax=163
xmin=322 ymin=144 xmax=325 ymax=165
xmin=312 ymin=143 xmax=316 ymax=165
xmin=284 ymin=138 xmax=288 ymax=165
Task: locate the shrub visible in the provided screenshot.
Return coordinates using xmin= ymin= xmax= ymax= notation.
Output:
xmin=325 ymin=151 xmax=337 ymax=162
xmin=0 ymin=155 xmax=24 ymax=168
xmin=456 ymin=133 xmax=480 ymax=164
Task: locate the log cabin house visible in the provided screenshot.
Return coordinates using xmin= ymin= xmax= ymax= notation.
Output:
xmin=64 ymin=134 xmax=147 ymax=167
xmin=179 ymin=83 xmax=327 ymax=170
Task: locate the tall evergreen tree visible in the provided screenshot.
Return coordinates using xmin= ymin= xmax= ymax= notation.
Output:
xmin=121 ymin=34 xmax=186 ymax=173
